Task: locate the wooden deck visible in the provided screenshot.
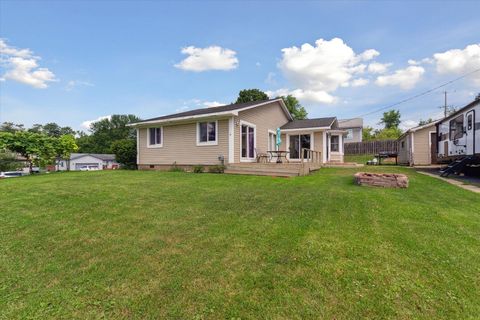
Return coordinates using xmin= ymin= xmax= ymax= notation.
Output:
xmin=224 ymin=162 xmax=322 ymax=177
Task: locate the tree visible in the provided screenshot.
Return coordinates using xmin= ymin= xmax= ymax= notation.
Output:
xmin=379 ymin=110 xmax=401 ymax=129
xmin=0 ymin=122 xmax=24 ymax=133
xmin=0 ymin=151 xmax=19 ymax=172
xmin=374 ymin=127 xmax=403 ymax=140
xmin=77 ymin=114 xmax=140 ymax=153
xmin=235 ymin=89 xmax=269 ymax=104
xmin=362 ymin=126 xmax=375 ymax=141
xmin=112 ymin=139 xmax=137 ymax=169
xmin=279 ymin=95 xmax=308 ymax=120
xmin=28 ymin=123 xmax=77 ymax=137
xmin=418 ymin=118 xmax=434 ymax=126
xmin=0 ymin=131 xmax=78 ymax=172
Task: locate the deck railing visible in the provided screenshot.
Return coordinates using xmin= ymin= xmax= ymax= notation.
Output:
xmin=300 ymin=148 xmax=322 ymax=163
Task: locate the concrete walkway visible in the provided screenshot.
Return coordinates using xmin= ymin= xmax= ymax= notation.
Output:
xmin=417 ymin=171 xmax=480 ymax=194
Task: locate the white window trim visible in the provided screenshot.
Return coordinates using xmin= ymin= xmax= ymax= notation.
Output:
xmin=240 ymin=120 xmax=257 ymax=162
xmin=330 ymin=134 xmax=341 ymax=153
xmin=286 ymin=133 xmax=314 ymax=162
xmin=147 ymin=127 xmax=163 ymax=148
xmin=268 ymin=129 xmax=278 ymax=151
xmin=196 ymin=120 xmax=218 ymax=146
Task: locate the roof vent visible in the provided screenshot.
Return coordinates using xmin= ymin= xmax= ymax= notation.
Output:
xmin=476 ymin=93 xmax=480 ymax=101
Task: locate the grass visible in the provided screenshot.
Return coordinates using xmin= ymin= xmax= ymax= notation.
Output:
xmin=1 ymin=168 xmax=479 ymax=319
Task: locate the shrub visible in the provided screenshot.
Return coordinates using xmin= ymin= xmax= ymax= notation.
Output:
xmin=169 ymin=162 xmax=184 ymax=172
xmin=208 ymin=165 xmax=225 ymax=173
xmin=193 ymin=165 xmax=204 ymax=173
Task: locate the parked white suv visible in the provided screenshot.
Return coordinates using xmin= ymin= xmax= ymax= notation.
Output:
xmin=0 ymin=171 xmax=24 ymax=178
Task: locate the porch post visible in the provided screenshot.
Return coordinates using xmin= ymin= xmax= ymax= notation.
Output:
xmin=322 ymin=131 xmax=327 ymax=163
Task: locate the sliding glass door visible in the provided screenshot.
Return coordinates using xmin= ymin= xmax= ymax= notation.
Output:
xmin=241 ymin=123 xmax=255 ymax=160
xmin=289 ymin=134 xmax=311 ymax=159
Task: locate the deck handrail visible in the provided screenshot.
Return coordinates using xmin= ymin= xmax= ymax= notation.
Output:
xmin=300 ymin=148 xmax=322 ymax=163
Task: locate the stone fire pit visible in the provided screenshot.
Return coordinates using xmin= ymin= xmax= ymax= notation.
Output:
xmin=354 ymin=172 xmax=409 ymax=188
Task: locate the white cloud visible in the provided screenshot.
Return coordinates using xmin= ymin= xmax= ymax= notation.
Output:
xmin=81 ymin=115 xmax=111 ymax=129
xmin=0 ymin=39 xmax=57 ymax=88
xmin=433 ymin=43 xmax=480 ymax=85
xmin=203 ymin=101 xmax=224 ymax=108
xmin=266 ymin=88 xmax=337 ymax=104
xmin=265 ymin=72 xmax=277 ymax=85
xmin=359 ymin=49 xmax=380 ymax=61
xmin=400 ymin=119 xmax=418 ymax=131
xmin=174 ymin=46 xmax=239 ymax=72
xmin=276 ymin=38 xmax=383 ymax=104
xmin=375 ymin=66 xmax=425 ymax=90
xmin=351 ymin=78 xmax=369 ymax=87
xmin=256 ymin=62 xmax=261 ymax=67
xmin=367 ymin=62 xmax=391 ymax=74
xmin=65 ymin=80 xmax=94 ymax=91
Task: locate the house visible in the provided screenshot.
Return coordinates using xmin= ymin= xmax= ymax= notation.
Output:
xmin=397 ymin=120 xmax=440 ymax=166
xmin=338 ymin=118 xmax=363 ymax=143
xmin=55 ymin=153 xmax=119 ymax=171
xmin=129 ymin=98 xmax=345 ymax=172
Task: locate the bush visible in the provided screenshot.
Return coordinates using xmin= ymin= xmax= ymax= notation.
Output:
xmin=208 ymin=165 xmax=225 ymax=173
xmin=169 ymin=162 xmax=184 ymax=172
xmin=193 ymin=165 xmax=204 ymax=173
xmin=111 ymin=139 xmax=137 ymax=169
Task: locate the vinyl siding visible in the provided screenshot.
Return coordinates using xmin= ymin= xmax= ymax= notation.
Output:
xmin=138 ymin=119 xmax=229 ymax=165
xmin=234 ymin=101 xmax=290 ymax=162
xmin=413 ymin=126 xmax=435 ymax=165
xmin=397 ymin=134 xmax=411 ymax=165
xmin=343 ymin=127 xmax=362 ymax=143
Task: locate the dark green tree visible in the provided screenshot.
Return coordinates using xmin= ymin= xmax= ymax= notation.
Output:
xmin=0 ymin=122 xmax=24 ymax=133
xmin=379 ymin=110 xmax=401 ymax=129
xmin=77 ymin=114 xmax=140 ymax=154
xmin=418 ymin=118 xmax=434 ymax=126
xmin=279 ymin=95 xmax=308 ymax=120
xmin=235 ymin=89 xmax=269 ymax=104
xmin=112 ymin=139 xmax=137 ymax=169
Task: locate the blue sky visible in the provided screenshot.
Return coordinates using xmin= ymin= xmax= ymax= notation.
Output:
xmin=1 ymin=1 xmax=479 ymax=131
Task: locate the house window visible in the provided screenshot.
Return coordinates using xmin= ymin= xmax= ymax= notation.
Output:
xmin=449 ymin=115 xmax=464 ymax=140
xmin=289 ymin=134 xmax=311 ymax=159
xmin=346 ymin=129 xmax=353 ymax=140
xmin=401 ymin=141 xmax=405 ymax=149
xmin=331 ymin=135 xmax=339 ymax=152
xmin=467 ymin=114 xmax=473 ymax=130
xmin=198 ymin=121 xmax=217 ymax=145
xmin=148 ymin=127 xmax=162 ymax=147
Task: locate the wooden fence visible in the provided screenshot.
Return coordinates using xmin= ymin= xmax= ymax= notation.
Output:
xmin=344 ymin=140 xmax=398 ymax=155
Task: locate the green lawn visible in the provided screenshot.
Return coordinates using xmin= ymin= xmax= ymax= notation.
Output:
xmin=1 ymin=168 xmax=479 ymax=319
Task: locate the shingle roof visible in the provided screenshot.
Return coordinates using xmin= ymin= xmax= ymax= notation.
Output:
xmin=70 ymin=153 xmax=116 ymax=161
xmin=338 ymin=118 xmax=363 ymax=128
xmin=280 ymin=117 xmax=336 ymax=130
xmin=132 ymin=98 xmax=287 ymax=124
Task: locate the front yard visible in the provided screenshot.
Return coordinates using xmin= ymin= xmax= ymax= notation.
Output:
xmin=1 ymin=168 xmax=479 ymax=319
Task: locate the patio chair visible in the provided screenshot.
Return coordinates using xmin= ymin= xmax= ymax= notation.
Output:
xmin=255 ymin=148 xmax=269 ymax=163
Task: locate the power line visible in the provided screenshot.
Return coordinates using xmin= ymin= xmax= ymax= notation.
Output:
xmin=357 ymin=68 xmax=480 ymax=118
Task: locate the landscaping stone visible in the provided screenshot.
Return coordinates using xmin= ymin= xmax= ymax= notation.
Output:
xmin=354 ymin=172 xmax=409 ymax=188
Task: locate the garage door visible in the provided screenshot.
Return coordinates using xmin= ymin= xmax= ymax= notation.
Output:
xmin=75 ymin=163 xmax=100 ymax=170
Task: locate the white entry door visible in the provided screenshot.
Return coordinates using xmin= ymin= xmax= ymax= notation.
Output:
xmin=241 ymin=122 xmax=256 ymax=161
xmin=466 ymin=110 xmax=475 ymax=155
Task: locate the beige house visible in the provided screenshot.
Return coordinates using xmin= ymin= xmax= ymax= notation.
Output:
xmin=338 ymin=118 xmax=363 ymax=143
xmin=130 ymin=98 xmax=345 ymax=171
xmin=397 ymin=121 xmax=439 ymax=166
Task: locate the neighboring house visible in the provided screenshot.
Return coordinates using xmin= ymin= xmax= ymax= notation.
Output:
xmin=338 ymin=118 xmax=363 ymax=143
xmin=56 ymin=153 xmax=119 ymax=171
xmin=397 ymin=120 xmax=440 ymax=166
xmin=129 ymin=98 xmax=346 ymax=170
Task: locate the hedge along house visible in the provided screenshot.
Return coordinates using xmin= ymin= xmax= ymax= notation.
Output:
xmin=397 ymin=120 xmax=440 ymax=166
xmin=129 ymin=98 xmax=345 ymax=174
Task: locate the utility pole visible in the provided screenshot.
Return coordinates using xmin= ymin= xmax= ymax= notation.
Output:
xmin=443 ymin=91 xmax=448 ymax=118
